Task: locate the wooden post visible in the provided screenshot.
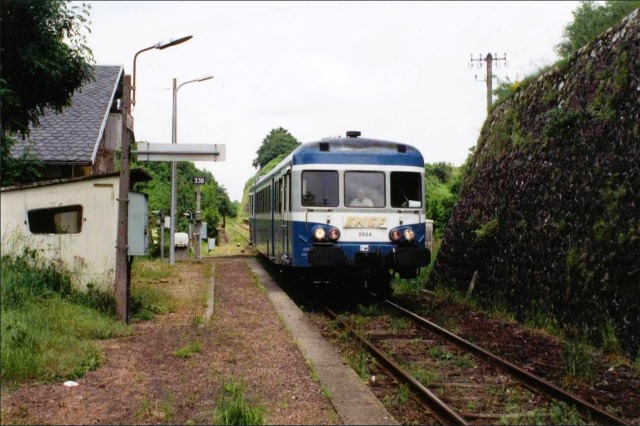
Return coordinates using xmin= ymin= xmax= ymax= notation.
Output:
xmin=116 ymin=74 xmax=132 ymax=323
xmin=485 ymin=53 xmax=493 ymax=113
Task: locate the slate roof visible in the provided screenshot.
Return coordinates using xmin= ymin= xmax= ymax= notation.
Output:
xmin=11 ymin=65 xmax=123 ymax=164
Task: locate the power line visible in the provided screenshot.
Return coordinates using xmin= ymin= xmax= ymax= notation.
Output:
xmin=469 ymin=52 xmax=508 ymax=113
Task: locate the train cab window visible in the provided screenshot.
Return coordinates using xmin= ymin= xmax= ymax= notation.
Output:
xmin=301 ymin=171 xmax=338 ymax=207
xmin=345 ymin=172 xmax=385 ymax=208
xmin=391 ymin=172 xmax=422 ymax=208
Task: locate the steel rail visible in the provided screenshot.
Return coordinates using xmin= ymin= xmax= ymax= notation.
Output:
xmin=384 ymin=299 xmax=630 ymax=426
xmin=324 ymin=307 xmax=469 ymax=426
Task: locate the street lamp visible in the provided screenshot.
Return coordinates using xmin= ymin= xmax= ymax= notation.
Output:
xmin=169 ymin=75 xmax=214 ymax=265
xmin=114 ymin=33 xmax=191 ymax=322
xmin=132 ymin=31 xmax=193 ymax=107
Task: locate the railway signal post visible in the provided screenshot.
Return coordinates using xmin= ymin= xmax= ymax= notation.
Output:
xmin=193 ymin=176 xmax=205 ymax=259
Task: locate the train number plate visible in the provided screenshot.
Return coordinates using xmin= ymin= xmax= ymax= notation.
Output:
xmin=358 ymin=231 xmax=372 ymax=237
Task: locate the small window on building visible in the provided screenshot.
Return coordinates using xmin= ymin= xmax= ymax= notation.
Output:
xmin=28 ymin=205 xmax=83 ymax=234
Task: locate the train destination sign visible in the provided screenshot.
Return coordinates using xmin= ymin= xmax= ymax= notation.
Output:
xmin=135 ymin=143 xmax=226 ymax=162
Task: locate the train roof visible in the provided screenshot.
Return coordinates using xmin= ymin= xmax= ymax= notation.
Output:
xmin=253 ymin=134 xmax=425 ymax=189
xmin=293 ymin=137 xmax=424 ymax=167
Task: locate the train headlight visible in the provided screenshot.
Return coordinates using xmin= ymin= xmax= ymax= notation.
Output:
xmin=313 ymin=227 xmax=326 ymax=241
xmin=403 ymin=228 xmax=415 ymax=241
xmin=328 ymin=228 xmax=341 ymax=240
xmin=389 ymin=229 xmax=402 ymax=241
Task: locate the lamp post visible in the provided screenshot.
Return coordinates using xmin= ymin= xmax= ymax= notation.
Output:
xmin=169 ymin=75 xmax=214 ymax=265
xmin=132 ymin=31 xmax=193 ymax=107
xmin=115 ymin=32 xmax=192 ymax=323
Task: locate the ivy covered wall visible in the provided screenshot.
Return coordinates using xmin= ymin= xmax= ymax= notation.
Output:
xmin=432 ymin=10 xmax=640 ymax=355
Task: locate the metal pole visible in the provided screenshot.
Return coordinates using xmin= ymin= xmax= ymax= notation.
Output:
xmin=195 ymin=184 xmax=201 ymax=259
xmin=131 ymin=45 xmax=154 ymax=107
xmin=169 ymin=76 xmax=213 ymax=264
xmin=170 ymin=78 xmax=177 ymax=264
xmin=160 ymin=212 xmax=165 ymax=260
xmin=115 ymin=75 xmax=132 ymax=323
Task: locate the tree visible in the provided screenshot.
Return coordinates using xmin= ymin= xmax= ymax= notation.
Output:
xmin=252 ymin=127 xmax=300 ymax=169
xmin=1 ymin=0 xmax=94 ymax=186
xmin=555 ymin=1 xmax=640 ymax=59
xmin=130 ymin=153 xmax=235 ymax=251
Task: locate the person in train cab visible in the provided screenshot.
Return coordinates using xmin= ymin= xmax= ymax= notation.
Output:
xmin=350 ymin=189 xmax=374 ymax=207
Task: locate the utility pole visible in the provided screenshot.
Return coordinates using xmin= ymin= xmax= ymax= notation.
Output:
xmin=469 ymin=52 xmax=508 ymax=113
xmin=115 ymin=74 xmax=132 ymax=323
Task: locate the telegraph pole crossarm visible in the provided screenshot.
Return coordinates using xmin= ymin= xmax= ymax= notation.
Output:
xmin=468 ymin=52 xmax=508 ymax=113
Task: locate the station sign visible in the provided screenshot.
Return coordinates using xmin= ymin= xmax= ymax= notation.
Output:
xmin=135 ymin=143 xmax=226 ymax=162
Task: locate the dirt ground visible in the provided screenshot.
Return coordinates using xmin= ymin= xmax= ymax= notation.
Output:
xmin=1 ymin=230 xmax=338 ymax=425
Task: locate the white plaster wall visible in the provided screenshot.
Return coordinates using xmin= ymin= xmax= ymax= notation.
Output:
xmin=1 ymin=176 xmax=120 ymax=291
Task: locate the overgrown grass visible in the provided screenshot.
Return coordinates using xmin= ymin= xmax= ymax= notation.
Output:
xmin=174 ymin=341 xmax=202 ymax=359
xmin=357 ymin=303 xmax=383 ymax=317
xmin=131 ymin=258 xmax=172 ymax=281
xmin=347 ymin=344 xmax=373 ymax=380
xmin=562 ymin=335 xmax=596 ymax=383
xmin=1 ymin=249 xmax=130 ymax=383
xmin=501 ymin=401 xmax=584 ymax=425
xmin=383 ymin=383 xmax=411 ymax=407
xmin=130 ymin=258 xmax=175 ymax=320
xmin=213 ymin=381 xmax=265 ymax=425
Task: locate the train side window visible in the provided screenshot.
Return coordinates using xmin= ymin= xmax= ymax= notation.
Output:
xmin=287 ymin=173 xmax=292 ymax=211
xmin=277 ymin=178 xmax=284 ymax=213
xmin=391 ymin=172 xmax=422 ymax=208
xmin=345 ymin=172 xmax=385 ymax=208
xmin=28 ymin=205 xmax=83 ymax=234
xmin=301 ymin=171 xmax=338 ymax=207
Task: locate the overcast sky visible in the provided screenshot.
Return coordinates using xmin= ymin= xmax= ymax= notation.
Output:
xmin=85 ymin=1 xmax=581 ymax=201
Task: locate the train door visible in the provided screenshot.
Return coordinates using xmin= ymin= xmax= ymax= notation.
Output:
xmin=271 ymin=179 xmax=277 ymax=260
xmin=276 ymin=174 xmax=289 ymax=263
xmin=249 ymin=192 xmax=255 ymax=245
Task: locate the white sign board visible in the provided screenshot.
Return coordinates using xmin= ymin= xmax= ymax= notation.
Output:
xmin=135 ymin=143 xmax=226 ymax=162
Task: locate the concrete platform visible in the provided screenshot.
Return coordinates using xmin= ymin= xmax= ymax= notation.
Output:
xmin=247 ymin=258 xmax=398 ymax=425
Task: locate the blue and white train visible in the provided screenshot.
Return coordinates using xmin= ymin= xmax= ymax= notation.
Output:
xmin=249 ymin=131 xmax=433 ymax=294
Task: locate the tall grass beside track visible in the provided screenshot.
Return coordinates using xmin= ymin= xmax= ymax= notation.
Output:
xmin=0 ymin=249 xmax=177 ymax=385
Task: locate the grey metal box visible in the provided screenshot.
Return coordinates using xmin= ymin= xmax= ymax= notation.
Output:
xmin=128 ymin=192 xmax=148 ymax=256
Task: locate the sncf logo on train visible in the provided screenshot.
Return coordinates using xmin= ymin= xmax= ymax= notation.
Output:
xmin=344 ymin=216 xmax=387 ymax=228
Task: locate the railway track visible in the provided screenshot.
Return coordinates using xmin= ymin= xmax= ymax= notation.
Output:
xmin=322 ymin=298 xmax=629 ymax=425
xmin=229 ymin=222 xmax=251 ymax=244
